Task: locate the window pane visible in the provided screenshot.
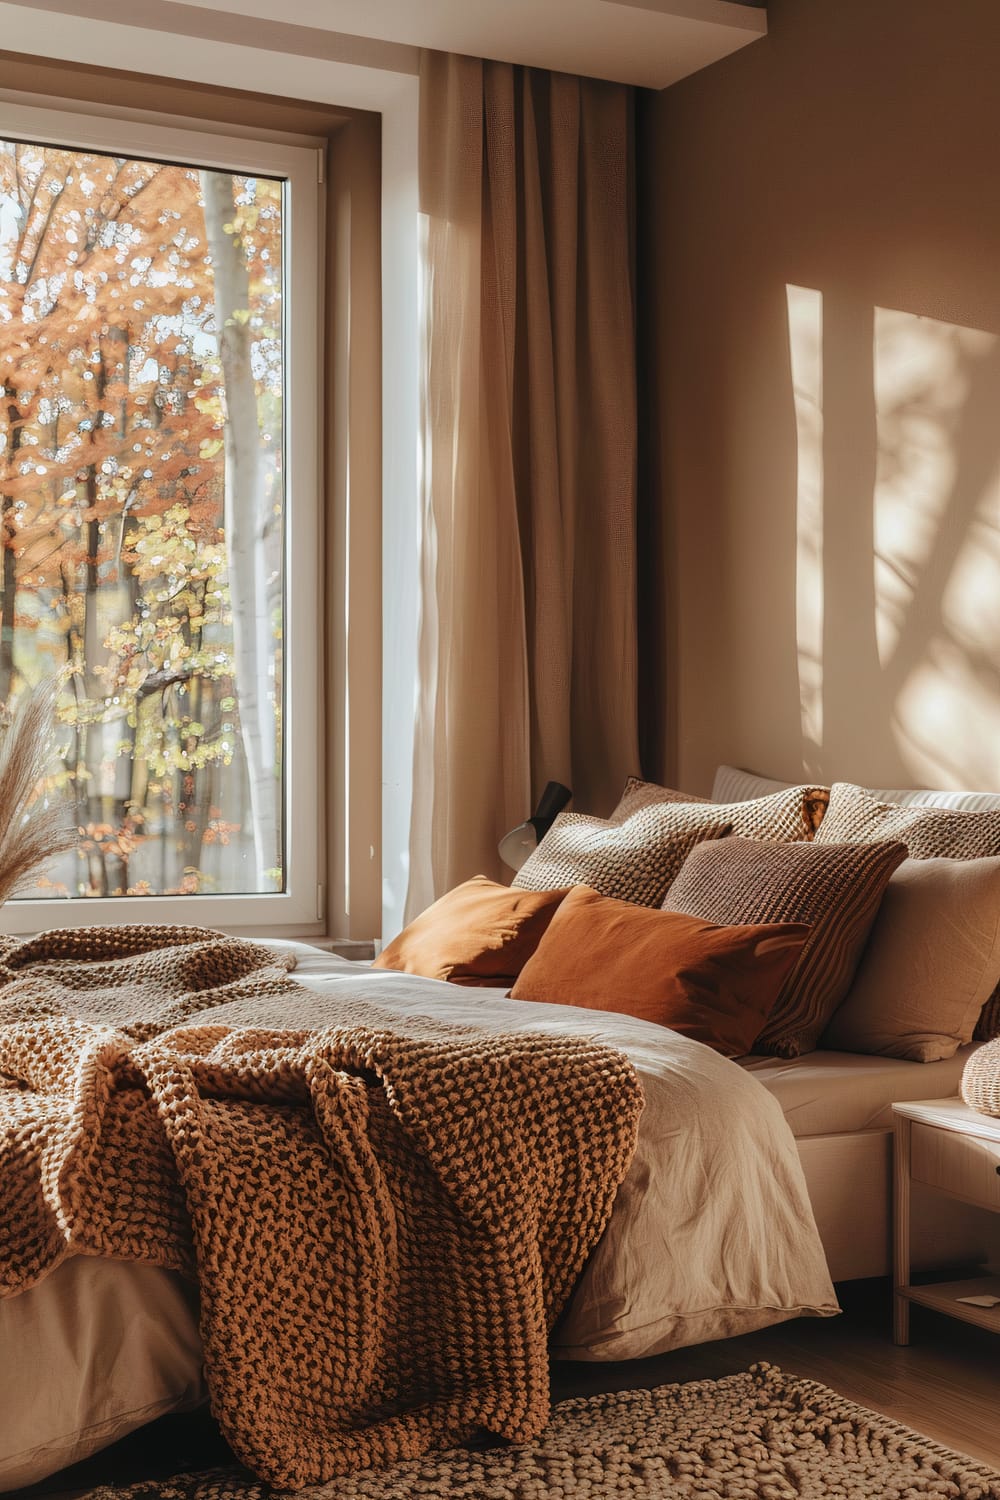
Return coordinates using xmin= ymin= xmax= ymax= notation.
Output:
xmin=0 ymin=140 xmax=284 ymax=897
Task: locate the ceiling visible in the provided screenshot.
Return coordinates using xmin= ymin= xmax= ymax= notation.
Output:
xmin=2 ymin=0 xmax=766 ymax=92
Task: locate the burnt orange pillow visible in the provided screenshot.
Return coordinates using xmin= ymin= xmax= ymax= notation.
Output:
xmin=373 ymin=875 xmax=571 ymax=987
xmin=508 ymin=885 xmax=810 ymax=1057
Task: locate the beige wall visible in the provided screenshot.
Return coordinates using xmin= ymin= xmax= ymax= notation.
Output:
xmin=639 ymin=0 xmax=1000 ymax=796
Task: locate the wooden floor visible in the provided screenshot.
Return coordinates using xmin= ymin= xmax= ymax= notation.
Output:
xmin=554 ymin=1280 xmax=1000 ymax=1472
xmin=26 ymin=1280 xmax=1000 ymax=1497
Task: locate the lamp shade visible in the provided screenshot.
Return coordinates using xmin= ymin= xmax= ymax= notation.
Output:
xmin=498 ymin=820 xmax=539 ymax=872
xmin=498 ymin=781 xmax=572 ymax=871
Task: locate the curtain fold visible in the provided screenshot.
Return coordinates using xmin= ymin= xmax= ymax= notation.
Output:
xmin=406 ymin=50 xmax=640 ymax=919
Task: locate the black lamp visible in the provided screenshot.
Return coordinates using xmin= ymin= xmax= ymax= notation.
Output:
xmin=498 ymin=781 xmax=572 ymax=871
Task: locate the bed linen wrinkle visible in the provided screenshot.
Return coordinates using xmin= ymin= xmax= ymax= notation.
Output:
xmin=254 ymin=948 xmax=838 ymax=1359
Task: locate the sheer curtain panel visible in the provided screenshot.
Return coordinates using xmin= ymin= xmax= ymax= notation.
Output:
xmin=406 ymin=50 xmax=640 ymax=919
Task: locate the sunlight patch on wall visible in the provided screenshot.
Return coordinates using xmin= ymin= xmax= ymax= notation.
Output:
xmin=874 ymin=306 xmax=1000 ymax=787
xmin=896 ymin=642 xmax=1000 ymax=789
xmin=786 ymin=284 xmax=824 ymax=762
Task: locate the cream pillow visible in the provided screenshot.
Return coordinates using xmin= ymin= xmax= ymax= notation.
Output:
xmin=822 ymin=857 xmax=1000 ymax=1062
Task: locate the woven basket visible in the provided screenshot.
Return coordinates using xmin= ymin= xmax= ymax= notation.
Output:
xmin=960 ymin=1038 xmax=1000 ymax=1116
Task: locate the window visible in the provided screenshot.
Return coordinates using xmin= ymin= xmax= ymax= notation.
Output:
xmin=0 ymin=102 xmax=322 ymax=934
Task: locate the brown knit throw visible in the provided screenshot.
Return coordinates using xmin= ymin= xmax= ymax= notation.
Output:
xmin=0 ymin=925 xmax=643 ymax=1488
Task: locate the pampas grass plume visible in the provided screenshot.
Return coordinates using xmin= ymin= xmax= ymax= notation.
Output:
xmin=0 ymin=680 xmax=75 ymax=905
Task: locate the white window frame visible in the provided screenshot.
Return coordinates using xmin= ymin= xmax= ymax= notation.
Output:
xmin=0 ymin=99 xmax=324 ymax=937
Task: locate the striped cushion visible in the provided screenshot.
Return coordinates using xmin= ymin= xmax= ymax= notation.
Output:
xmin=711 ymin=765 xmax=797 ymax=803
xmin=867 ymin=787 xmax=1000 ymax=813
xmin=714 ymin=764 xmax=1000 ymax=816
xmin=512 ymin=805 xmax=732 ymax=908
xmin=815 ymin=783 xmax=1000 ymax=856
xmin=663 ymin=837 xmax=907 ymax=1058
xmin=617 ymin=777 xmax=827 ymax=841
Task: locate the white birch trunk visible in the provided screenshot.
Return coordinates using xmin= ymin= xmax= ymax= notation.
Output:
xmin=201 ymin=172 xmax=279 ymax=886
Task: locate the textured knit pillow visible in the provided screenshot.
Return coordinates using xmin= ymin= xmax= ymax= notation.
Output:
xmin=512 ymin=805 xmax=732 ymax=907
xmin=373 ymin=876 xmax=570 ymax=987
xmin=611 ymin=779 xmax=712 ymax=815
xmin=509 ymin=885 xmax=810 ymax=1058
xmin=815 ymin=782 xmax=1000 ymax=857
xmin=662 ymin=837 xmax=907 ymax=1058
xmin=614 ymin=777 xmax=828 ymax=841
xmin=822 ymin=857 xmax=1000 ymax=1062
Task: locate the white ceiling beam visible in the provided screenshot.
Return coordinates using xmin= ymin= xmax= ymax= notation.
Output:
xmin=5 ymin=0 xmax=765 ymax=91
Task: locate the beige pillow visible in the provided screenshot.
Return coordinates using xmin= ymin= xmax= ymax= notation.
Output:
xmin=615 ymin=776 xmax=828 ymax=841
xmin=823 ymin=858 xmax=1000 ymax=1062
xmin=663 ymin=836 xmax=907 ymax=1058
xmin=512 ymin=804 xmax=732 ymax=908
xmin=815 ymin=782 xmax=1000 ymax=858
xmin=814 ymin=783 xmax=1000 ymax=1043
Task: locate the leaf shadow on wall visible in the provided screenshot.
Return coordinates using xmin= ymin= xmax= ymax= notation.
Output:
xmin=788 ymin=286 xmax=1000 ymax=790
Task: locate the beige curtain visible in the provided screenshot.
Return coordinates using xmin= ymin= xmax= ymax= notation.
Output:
xmin=406 ymin=50 xmax=640 ymax=918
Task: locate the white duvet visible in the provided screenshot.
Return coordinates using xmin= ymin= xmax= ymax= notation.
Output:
xmin=0 ymin=943 xmax=838 ymax=1488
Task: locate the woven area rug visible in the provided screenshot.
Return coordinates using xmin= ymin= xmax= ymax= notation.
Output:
xmin=82 ymin=1362 xmax=1000 ymax=1499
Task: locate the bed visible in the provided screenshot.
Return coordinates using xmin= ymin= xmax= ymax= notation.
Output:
xmin=742 ymin=1044 xmax=988 ymax=1282
xmin=0 ymin=940 xmax=843 ymax=1491
xmin=5 ymin=766 xmax=1000 ymax=1490
xmin=3 ymin=936 xmax=995 ymax=1488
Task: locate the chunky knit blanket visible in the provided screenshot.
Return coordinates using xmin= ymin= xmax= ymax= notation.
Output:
xmin=0 ymin=925 xmax=643 ymax=1488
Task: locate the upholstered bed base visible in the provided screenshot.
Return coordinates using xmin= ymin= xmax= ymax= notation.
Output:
xmin=798 ymin=1129 xmax=997 ymax=1282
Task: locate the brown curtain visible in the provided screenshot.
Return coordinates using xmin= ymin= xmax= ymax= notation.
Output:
xmin=406 ymin=50 xmax=640 ymax=919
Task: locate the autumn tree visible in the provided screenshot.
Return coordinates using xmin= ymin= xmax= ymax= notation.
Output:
xmin=0 ymin=139 xmax=284 ymax=898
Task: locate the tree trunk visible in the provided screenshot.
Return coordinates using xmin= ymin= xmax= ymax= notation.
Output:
xmin=201 ymin=171 xmax=279 ymax=887
xmin=0 ymin=390 xmax=22 ymax=703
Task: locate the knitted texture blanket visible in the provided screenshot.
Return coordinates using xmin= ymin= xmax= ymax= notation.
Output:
xmin=0 ymin=925 xmax=643 ymax=1488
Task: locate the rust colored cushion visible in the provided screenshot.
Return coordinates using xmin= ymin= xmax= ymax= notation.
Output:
xmin=373 ymin=875 xmax=570 ymax=987
xmin=508 ymin=885 xmax=810 ymax=1058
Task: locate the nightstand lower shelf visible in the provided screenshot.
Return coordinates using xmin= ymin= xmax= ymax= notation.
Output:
xmin=893 ymin=1100 xmax=1000 ymax=1343
xmin=898 ymin=1276 xmax=1000 ymax=1334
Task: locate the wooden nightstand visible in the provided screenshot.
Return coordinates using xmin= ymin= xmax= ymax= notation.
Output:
xmin=893 ymin=1098 xmax=1000 ymax=1345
